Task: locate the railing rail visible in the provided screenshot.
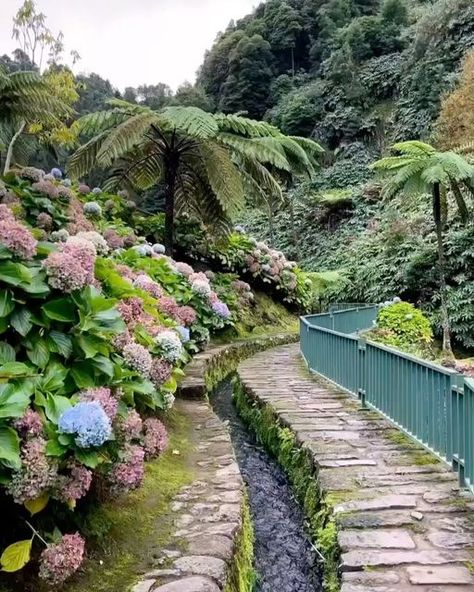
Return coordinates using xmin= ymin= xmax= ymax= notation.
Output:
xmin=300 ymin=305 xmax=474 ymax=493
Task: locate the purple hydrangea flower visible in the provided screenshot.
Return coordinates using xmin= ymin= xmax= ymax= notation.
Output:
xmin=212 ymin=301 xmax=231 ymax=320
xmin=176 ymin=325 xmax=190 ymax=343
xmin=50 ymin=167 xmax=63 ymax=179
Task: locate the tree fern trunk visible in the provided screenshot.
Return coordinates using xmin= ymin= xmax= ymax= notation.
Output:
xmin=164 ymin=161 xmax=177 ymax=256
xmin=433 ymin=182 xmax=452 ymax=354
xmin=4 ymin=121 xmax=25 ymax=175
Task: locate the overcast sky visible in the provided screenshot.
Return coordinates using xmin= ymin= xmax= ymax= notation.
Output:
xmin=1 ymin=0 xmax=258 ymax=90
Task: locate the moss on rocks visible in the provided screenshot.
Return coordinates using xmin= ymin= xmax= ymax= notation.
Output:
xmin=224 ymin=492 xmax=256 ymax=592
xmin=232 ymin=379 xmax=340 ymax=592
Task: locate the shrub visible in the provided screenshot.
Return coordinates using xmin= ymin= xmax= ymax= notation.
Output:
xmin=375 ymin=301 xmax=433 ymax=351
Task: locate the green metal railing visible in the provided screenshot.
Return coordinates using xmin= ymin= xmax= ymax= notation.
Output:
xmin=300 ymin=305 xmax=474 ymax=493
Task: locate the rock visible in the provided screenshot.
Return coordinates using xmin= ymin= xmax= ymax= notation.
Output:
xmin=131 ymin=580 xmax=155 ymax=592
xmin=187 ymin=535 xmax=234 ymax=560
xmin=423 ymin=490 xmax=451 ymax=503
xmin=427 ymin=530 xmax=474 ymax=549
xmin=337 ymin=511 xmax=414 ymax=529
xmin=341 ymin=549 xmax=469 ymax=571
xmin=410 ymin=511 xmax=423 ymax=521
xmin=338 ymin=529 xmax=416 ymax=551
xmin=407 ymin=565 xmax=473 ymax=585
xmin=342 ymin=571 xmax=400 ymax=585
xmin=334 ymin=495 xmax=417 ymax=514
xmin=152 ymin=576 xmax=220 ymax=592
xmin=173 ymin=556 xmax=226 ymax=583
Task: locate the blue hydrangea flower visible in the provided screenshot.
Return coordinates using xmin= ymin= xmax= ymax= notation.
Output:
xmin=155 ymin=330 xmax=183 ymax=362
xmin=176 ymin=326 xmax=190 ymax=343
xmin=212 ymin=301 xmax=231 ymax=320
xmin=91 ymin=187 xmax=102 ymax=194
xmin=50 ymin=167 xmax=63 ymax=179
xmin=62 ymin=178 xmax=72 ymax=187
xmin=58 ymin=402 xmax=112 ymax=448
xmin=133 ymin=244 xmax=154 ymax=257
xmin=152 ymin=243 xmax=166 ymax=255
xmin=83 ymin=201 xmax=102 ymax=217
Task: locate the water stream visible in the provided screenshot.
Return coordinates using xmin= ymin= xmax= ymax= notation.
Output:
xmin=211 ymin=380 xmax=322 ymax=592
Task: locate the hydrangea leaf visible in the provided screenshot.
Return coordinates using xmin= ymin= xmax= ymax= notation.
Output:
xmin=0 ymin=291 xmax=14 ymax=318
xmin=44 ymin=394 xmax=72 ymax=424
xmin=42 ymin=298 xmax=77 ymax=322
xmin=24 ymin=494 xmax=49 ymax=516
xmin=0 ymin=540 xmax=32 ymax=572
xmin=0 ymin=426 xmax=21 ymax=470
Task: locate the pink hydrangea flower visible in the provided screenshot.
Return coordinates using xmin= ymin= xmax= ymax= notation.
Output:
xmin=14 ymin=409 xmax=43 ymax=439
xmin=78 ymin=184 xmax=90 ymax=194
xmin=103 ymin=228 xmax=125 ymax=250
xmin=31 ymin=180 xmax=59 ymax=199
xmin=117 ymin=297 xmax=145 ymax=329
xmin=149 ymin=358 xmax=173 ymax=387
xmin=63 ymin=236 xmax=96 ymax=280
xmin=109 ymin=444 xmax=145 ymax=493
xmin=116 ymin=409 xmax=143 ymax=441
xmin=37 ymin=212 xmax=53 ymax=230
xmin=143 ymin=418 xmax=168 ymax=459
xmin=39 ymin=533 xmax=85 ymax=586
xmin=133 ymin=274 xmax=163 ymax=298
xmin=43 ymin=251 xmax=89 ymax=293
xmin=116 ymin=264 xmax=137 ymax=281
xmin=176 ymin=305 xmax=196 ymax=327
xmin=208 ymin=291 xmax=219 ymax=305
xmin=122 ymin=342 xmax=152 ymax=377
xmin=56 ymin=464 xmax=93 ymax=505
xmin=80 ymin=387 xmax=118 ymax=420
xmin=0 ymin=217 xmax=37 ymax=259
xmin=158 ymin=296 xmax=180 ymax=318
xmin=0 ymin=204 xmax=14 ymax=221
xmin=7 ymin=438 xmax=57 ymax=504
xmin=175 ymin=262 xmax=194 ymax=276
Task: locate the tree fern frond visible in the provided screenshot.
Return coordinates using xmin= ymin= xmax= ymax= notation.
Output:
xmin=392 ymin=141 xmax=436 ymax=156
xmin=160 ymin=106 xmax=219 ymax=139
xmin=214 ymin=113 xmax=281 ymax=138
xmin=67 ymin=131 xmax=109 ymax=179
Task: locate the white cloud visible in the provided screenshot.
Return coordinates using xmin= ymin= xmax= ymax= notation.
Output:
xmin=0 ymin=0 xmax=257 ymax=90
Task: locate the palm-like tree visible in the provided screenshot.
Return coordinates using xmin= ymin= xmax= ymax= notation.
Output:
xmin=372 ymin=140 xmax=474 ymax=353
xmin=0 ymin=68 xmax=70 ymax=173
xmin=68 ymin=100 xmax=323 ymax=253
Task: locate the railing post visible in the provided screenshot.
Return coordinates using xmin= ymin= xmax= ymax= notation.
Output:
xmin=358 ymin=336 xmax=367 ymax=409
xmin=450 ymin=373 xmax=466 ymax=488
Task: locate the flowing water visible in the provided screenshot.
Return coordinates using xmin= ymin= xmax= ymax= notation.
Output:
xmin=211 ymin=380 xmax=322 ymax=592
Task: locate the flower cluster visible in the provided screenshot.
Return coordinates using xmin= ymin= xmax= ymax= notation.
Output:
xmin=14 ymin=409 xmax=43 ymax=438
xmin=83 ymin=201 xmax=102 ymax=217
xmin=191 ymin=278 xmax=211 ymax=296
xmin=134 ymin=274 xmax=163 ymax=298
xmin=109 ymin=443 xmax=145 ymax=493
xmin=78 ymin=184 xmax=90 ymax=194
xmin=7 ymin=438 xmax=57 ymax=504
xmin=19 ymin=166 xmax=44 ymax=182
xmin=39 ymin=533 xmax=85 ymax=586
xmin=103 ymin=228 xmax=125 ymax=250
xmin=37 ymin=212 xmax=53 ymax=230
xmin=212 ymin=300 xmax=231 ymax=320
xmin=79 ymin=387 xmax=119 ymax=421
xmin=0 ymin=215 xmax=37 ymax=259
xmin=50 ymin=167 xmax=62 ymax=179
xmin=175 ymin=325 xmax=190 ymax=343
xmin=175 ymin=261 xmax=194 ymax=276
xmin=116 ymin=409 xmax=143 ymax=441
xmin=55 ymin=464 xmax=93 ymax=505
xmin=122 ymin=342 xmax=153 ymax=377
xmin=58 ymin=402 xmax=112 ymax=448
xmin=32 ymin=180 xmax=59 ymax=199
xmin=155 ymin=330 xmax=183 ymax=362
xmin=143 ymin=418 xmax=168 ymax=459
xmin=75 ymin=231 xmax=109 ymax=255
xmin=149 ymin=358 xmax=173 ymax=387
xmin=43 ymin=250 xmax=90 ymax=293
xmin=51 ymin=228 xmax=69 ymax=242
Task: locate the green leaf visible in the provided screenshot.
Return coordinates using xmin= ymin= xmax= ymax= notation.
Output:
xmin=24 ymin=494 xmax=49 ymax=516
xmin=0 ymin=362 xmax=34 ymax=381
xmin=70 ymin=362 xmax=96 ymax=388
xmin=39 ymin=362 xmax=68 ymax=394
xmin=76 ymin=333 xmax=101 ymax=358
xmin=0 ymin=383 xmax=30 ymax=419
xmin=75 ymin=449 xmax=102 ymax=468
xmin=0 ymin=427 xmax=21 ymax=470
xmin=0 ymin=245 xmax=13 ymax=260
xmin=45 ymin=438 xmax=67 ymax=457
xmin=0 ymin=343 xmax=15 ymax=364
xmin=10 ymin=307 xmax=32 ymax=337
xmin=91 ymin=355 xmax=114 ymax=378
xmin=44 ymin=394 xmax=72 ymax=424
xmin=0 ymin=261 xmax=32 ymax=287
xmin=47 ymin=331 xmax=73 ymax=359
xmin=0 ymin=317 xmax=8 ymax=335
xmin=42 ymin=298 xmax=77 ymax=322
xmin=26 ymin=337 xmax=50 ymax=368
xmin=0 ymin=540 xmax=32 ymax=573
xmin=0 ymin=291 xmax=14 ymax=318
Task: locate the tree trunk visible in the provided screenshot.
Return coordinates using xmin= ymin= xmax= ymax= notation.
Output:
xmin=268 ymin=201 xmax=275 ymax=244
xmin=164 ymin=162 xmax=177 ymax=256
xmin=451 ymin=181 xmax=469 ymax=223
xmin=433 ymin=182 xmax=452 ymax=355
xmin=4 ymin=121 xmax=26 ymax=175
xmin=289 ymin=197 xmax=299 ymax=257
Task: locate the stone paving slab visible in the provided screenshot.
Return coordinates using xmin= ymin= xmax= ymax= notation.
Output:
xmin=132 ymin=398 xmax=244 ymax=592
xmin=238 ymin=344 xmax=474 ymax=591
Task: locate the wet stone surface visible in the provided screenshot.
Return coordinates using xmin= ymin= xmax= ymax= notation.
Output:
xmin=211 ymin=380 xmax=322 ymax=592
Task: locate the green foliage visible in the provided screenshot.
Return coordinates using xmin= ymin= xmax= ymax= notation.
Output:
xmin=374 ymin=301 xmax=433 ymax=351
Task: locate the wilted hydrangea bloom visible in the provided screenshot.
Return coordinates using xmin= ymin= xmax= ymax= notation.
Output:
xmin=37 ymin=212 xmax=53 ymax=230
xmin=208 ymin=291 xmax=219 ymax=305
xmin=78 ymin=184 xmax=90 ymax=194
xmin=155 ymin=330 xmax=183 ymax=362
xmin=122 ymin=342 xmax=152 ymax=377
xmin=117 ymin=189 xmax=129 ymax=199
xmin=7 ymin=438 xmax=57 ymax=504
xmin=163 ymin=391 xmax=175 ymax=411
xmin=83 ymin=201 xmax=102 ymax=217
xmin=149 ymin=358 xmax=173 ymax=387
xmin=59 ymin=402 xmax=112 ymax=448
xmin=158 ymin=295 xmax=179 ymax=318
xmin=205 ymin=270 xmax=215 ymax=281
xmin=56 ymin=464 xmax=93 ymax=505
xmin=191 ymin=279 xmax=211 ymax=296
xmin=124 ymin=233 xmax=138 ymax=247
xmin=32 ymin=180 xmax=59 ymax=199
xmin=152 ymin=243 xmax=166 ymax=254
xmin=212 ymin=301 xmax=231 ymax=320
xmin=91 ymin=187 xmax=102 ymax=194
xmin=103 ymin=228 xmax=125 ymax=250
xmin=0 ymin=217 xmax=37 ymax=259
xmin=109 ymin=443 xmax=145 ymax=493
xmin=134 ymin=274 xmax=163 ymax=298
xmin=19 ymin=166 xmax=44 ymax=182
xmin=75 ymin=230 xmax=109 ymax=255
xmin=116 ymin=409 xmax=143 ymax=441
xmin=143 ymin=418 xmax=168 ymax=459
xmin=80 ymin=387 xmax=118 ymax=420
xmin=176 ymin=325 xmax=190 ymax=343
xmin=51 ymin=229 xmax=69 ymax=242
xmin=117 ymin=297 xmax=144 ymax=329
xmin=176 ymin=305 xmax=196 ymax=327
xmin=38 ymin=533 xmax=85 ymax=586
xmin=175 ymin=262 xmax=194 ymax=276
xmin=14 ymin=409 xmax=43 ymax=439
xmin=57 ymin=185 xmax=74 ymax=201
